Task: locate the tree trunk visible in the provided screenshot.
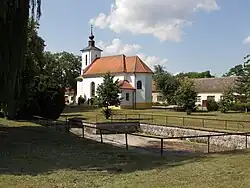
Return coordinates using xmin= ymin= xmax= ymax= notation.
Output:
xmin=0 ymin=0 xmax=30 ymax=119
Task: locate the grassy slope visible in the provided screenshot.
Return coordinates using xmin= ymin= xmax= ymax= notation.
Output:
xmin=1 ymin=118 xmax=250 ymax=188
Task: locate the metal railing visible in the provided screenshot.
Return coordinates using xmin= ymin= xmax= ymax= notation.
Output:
xmin=67 ymin=118 xmax=250 ymax=156
xmin=94 ymin=113 xmax=250 ymax=132
xmin=30 ymin=116 xmax=250 ymax=156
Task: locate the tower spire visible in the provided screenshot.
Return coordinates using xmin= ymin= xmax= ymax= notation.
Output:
xmin=89 ymin=24 xmax=94 ymax=41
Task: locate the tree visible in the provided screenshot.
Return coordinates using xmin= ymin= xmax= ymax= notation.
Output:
xmin=43 ymin=51 xmax=81 ymax=91
xmin=223 ymin=64 xmax=244 ymax=77
xmin=96 ymin=73 xmax=122 ymax=119
xmin=0 ymin=0 xmax=41 ymax=118
xmin=232 ymin=54 xmax=250 ymax=112
xmin=218 ymin=88 xmax=235 ymax=113
xmin=175 ymin=78 xmax=197 ymax=115
xmin=154 ymin=66 xmax=180 ymax=105
xmin=175 ymin=71 xmax=215 ymax=79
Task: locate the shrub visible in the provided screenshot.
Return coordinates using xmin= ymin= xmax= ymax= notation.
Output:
xmin=17 ymin=75 xmax=65 ymax=120
xmin=206 ymin=98 xmax=218 ymax=111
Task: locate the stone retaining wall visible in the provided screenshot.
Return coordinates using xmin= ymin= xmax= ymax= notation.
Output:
xmin=69 ymin=118 xmax=140 ymax=134
xmin=140 ymin=123 xmax=250 ymax=149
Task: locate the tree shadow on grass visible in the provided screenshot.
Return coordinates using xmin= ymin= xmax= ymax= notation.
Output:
xmin=0 ymin=125 xmax=202 ymax=176
xmin=0 ymin=125 xmax=249 ymax=177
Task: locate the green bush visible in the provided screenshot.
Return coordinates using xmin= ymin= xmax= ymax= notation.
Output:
xmin=17 ymin=75 xmax=65 ymax=120
xmin=206 ymin=98 xmax=218 ymax=111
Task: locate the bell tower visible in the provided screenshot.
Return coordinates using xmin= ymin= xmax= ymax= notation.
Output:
xmin=80 ymin=25 xmax=102 ymax=74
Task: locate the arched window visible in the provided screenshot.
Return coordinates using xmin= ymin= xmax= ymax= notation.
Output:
xmin=85 ymin=54 xmax=88 ymax=66
xmin=137 ymin=80 xmax=142 ymax=89
xmin=90 ymin=82 xmax=95 ymax=97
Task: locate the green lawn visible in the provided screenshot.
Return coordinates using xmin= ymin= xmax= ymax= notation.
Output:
xmin=62 ymin=106 xmax=250 ymax=132
xmin=1 ymin=119 xmax=250 ymax=188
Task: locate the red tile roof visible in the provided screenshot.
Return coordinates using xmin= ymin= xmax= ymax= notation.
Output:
xmin=83 ymin=54 xmax=153 ymax=76
xmin=118 ymin=80 xmax=135 ymax=90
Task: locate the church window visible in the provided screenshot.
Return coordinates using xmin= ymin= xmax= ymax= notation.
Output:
xmin=137 ymin=80 xmax=142 ymax=89
xmin=126 ymin=93 xmax=129 ymax=101
xmin=90 ymin=82 xmax=95 ymax=97
xmin=85 ymin=55 xmax=88 ymax=66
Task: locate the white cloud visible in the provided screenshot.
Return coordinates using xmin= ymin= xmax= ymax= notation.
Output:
xmin=96 ymin=38 xmax=168 ymax=69
xmin=243 ymin=36 xmax=250 ymax=44
xmin=90 ymin=0 xmax=219 ymax=41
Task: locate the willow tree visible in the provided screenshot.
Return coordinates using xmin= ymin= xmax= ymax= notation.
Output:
xmin=0 ymin=0 xmax=41 ymax=118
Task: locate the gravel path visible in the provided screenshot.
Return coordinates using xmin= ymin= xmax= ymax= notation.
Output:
xmin=70 ymin=128 xmax=205 ymax=156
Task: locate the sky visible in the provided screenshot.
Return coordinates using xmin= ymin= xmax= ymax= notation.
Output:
xmin=38 ymin=0 xmax=250 ymax=76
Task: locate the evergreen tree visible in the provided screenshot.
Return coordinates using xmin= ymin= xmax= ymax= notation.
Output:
xmin=234 ymin=54 xmax=250 ymax=112
xmin=96 ymin=73 xmax=122 ymax=119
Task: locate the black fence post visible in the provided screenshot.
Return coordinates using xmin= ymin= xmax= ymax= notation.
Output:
xmin=160 ymin=138 xmax=163 ymax=156
xmin=82 ymin=124 xmax=85 ymax=138
xmin=65 ymin=117 xmax=69 ymax=132
xmin=246 ymin=134 xmax=248 ymax=149
xmin=125 ymin=133 xmax=128 ymax=150
xmin=207 ymin=136 xmax=210 ymax=153
xmin=100 ymin=129 xmax=103 ymax=143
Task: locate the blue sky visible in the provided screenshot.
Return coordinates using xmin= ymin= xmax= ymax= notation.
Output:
xmin=38 ymin=0 xmax=250 ymax=76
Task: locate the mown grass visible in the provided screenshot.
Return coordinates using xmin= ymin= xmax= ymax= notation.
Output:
xmin=62 ymin=106 xmax=250 ymax=132
xmin=1 ymin=119 xmax=250 ymax=188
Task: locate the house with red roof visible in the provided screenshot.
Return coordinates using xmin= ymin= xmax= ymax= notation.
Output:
xmin=76 ymin=28 xmax=153 ymax=109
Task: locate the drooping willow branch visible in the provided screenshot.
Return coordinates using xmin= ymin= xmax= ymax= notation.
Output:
xmin=0 ymin=0 xmax=42 ymax=117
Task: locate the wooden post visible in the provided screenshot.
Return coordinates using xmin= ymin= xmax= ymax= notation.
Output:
xmin=224 ymin=120 xmax=228 ymax=130
xmin=202 ymin=119 xmax=205 ymax=127
xmin=152 ymin=115 xmax=154 ymax=123
xmin=183 ymin=117 xmax=185 ymax=126
xmin=82 ymin=124 xmax=85 ymax=138
xmin=165 ymin=116 xmax=168 ymax=125
xmin=246 ymin=134 xmax=248 ymax=149
xmin=160 ymin=138 xmax=164 ymax=156
xmin=125 ymin=133 xmax=128 ymax=150
xmin=207 ymin=136 xmax=210 ymax=153
xmin=96 ymin=114 xmax=98 ymax=123
xmin=100 ymin=129 xmax=103 ymax=143
xmin=138 ymin=114 xmax=140 ymax=122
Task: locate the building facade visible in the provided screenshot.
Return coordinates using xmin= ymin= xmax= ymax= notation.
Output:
xmin=76 ymin=27 xmax=153 ymax=109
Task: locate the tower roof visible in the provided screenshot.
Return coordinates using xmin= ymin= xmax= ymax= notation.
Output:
xmin=80 ymin=25 xmax=102 ymax=52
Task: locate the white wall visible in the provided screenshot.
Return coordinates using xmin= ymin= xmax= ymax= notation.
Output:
xmin=134 ymin=73 xmax=152 ymax=103
xmin=77 ymin=74 xmax=125 ymax=100
xmin=145 ymin=74 xmax=152 ymax=103
xmin=81 ymin=50 xmax=101 ymax=73
xmin=196 ymin=93 xmax=222 ymax=106
xmin=120 ymin=89 xmax=134 ymax=107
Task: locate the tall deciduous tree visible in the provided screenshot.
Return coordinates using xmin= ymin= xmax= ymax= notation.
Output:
xmin=175 ymin=78 xmax=197 ymax=115
xmin=154 ymin=65 xmax=180 ymax=105
xmin=96 ymin=73 xmax=122 ymax=119
xmin=223 ymin=64 xmax=245 ymax=77
xmin=43 ymin=51 xmax=81 ymax=91
xmin=0 ymin=0 xmax=41 ymax=118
